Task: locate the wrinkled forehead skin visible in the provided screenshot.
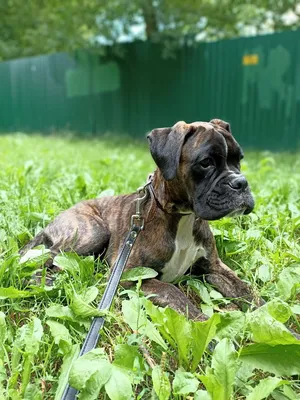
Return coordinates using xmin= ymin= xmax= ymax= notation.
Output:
xmin=181 ymin=121 xmax=243 ymax=162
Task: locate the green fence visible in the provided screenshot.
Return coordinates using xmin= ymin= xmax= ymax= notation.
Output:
xmin=0 ymin=30 xmax=300 ymax=150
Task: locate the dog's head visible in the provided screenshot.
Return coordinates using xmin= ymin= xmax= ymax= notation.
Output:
xmin=147 ymin=119 xmax=254 ymax=220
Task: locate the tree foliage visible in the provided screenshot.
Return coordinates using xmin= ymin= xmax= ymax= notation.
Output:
xmin=0 ymin=0 xmax=300 ymax=60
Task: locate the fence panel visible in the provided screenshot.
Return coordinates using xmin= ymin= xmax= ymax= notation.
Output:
xmin=0 ymin=30 xmax=299 ymax=150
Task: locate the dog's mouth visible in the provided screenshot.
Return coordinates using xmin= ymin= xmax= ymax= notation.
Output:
xmin=193 ymin=194 xmax=254 ymax=221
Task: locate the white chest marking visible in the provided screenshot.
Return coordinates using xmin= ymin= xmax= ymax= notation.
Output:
xmin=160 ymin=214 xmax=206 ymax=283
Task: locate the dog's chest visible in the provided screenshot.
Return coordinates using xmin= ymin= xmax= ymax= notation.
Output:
xmin=160 ymin=214 xmax=206 ymax=282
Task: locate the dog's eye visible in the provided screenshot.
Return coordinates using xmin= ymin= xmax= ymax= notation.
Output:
xmin=200 ymin=158 xmax=212 ymax=168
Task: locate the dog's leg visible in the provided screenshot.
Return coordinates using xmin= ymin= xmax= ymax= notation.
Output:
xmin=208 ymin=259 xmax=262 ymax=307
xmin=193 ymin=257 xmax=262 ymax=309
xmin=20 ymin=204 xmax=111 ymax=261
xmin=20 ymin=205 xmax=111 ymax=286
xmin=19 ymin=231 xmax=50 ymax=257
xmin=193 ymin=257 xmax=300 ymax=340
xmin=141 ymin=279 xmax=208 ymax=321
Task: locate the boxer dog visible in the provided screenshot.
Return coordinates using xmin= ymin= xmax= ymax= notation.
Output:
xmin=20 ymin=119 xmax=257 ymax=321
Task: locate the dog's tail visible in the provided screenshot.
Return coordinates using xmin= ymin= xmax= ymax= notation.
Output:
xmin=19 ymin=230 xmax=47 ymax=256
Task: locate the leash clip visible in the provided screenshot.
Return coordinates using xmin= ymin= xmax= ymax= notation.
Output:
xmin=130 ymin=180 xmax=151 ymax=230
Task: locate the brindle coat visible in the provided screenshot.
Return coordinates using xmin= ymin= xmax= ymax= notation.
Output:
xmin=21 ymin=119 xmax=260 ymax=322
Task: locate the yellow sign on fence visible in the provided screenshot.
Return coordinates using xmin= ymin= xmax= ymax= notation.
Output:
xmin=242 ymin=54 xmax=259 ymax=65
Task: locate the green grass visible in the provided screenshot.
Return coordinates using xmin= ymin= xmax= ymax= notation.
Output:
xmin=0 ymin=133 xmax=300 ymax=399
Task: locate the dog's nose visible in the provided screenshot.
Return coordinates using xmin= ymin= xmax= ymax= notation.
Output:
xmin=229 ymin=175 xmax=248 ymax=191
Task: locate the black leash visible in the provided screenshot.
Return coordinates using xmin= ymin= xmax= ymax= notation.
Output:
xmin=61 ymin=184 xmax=150 ymax=400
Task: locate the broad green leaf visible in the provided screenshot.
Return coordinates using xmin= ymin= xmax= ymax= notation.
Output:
xmin=277 ymin=264 xmax=300 ymax=300
xmin=54 ymin=344 xmax=80 ymax=400
xmin=77 ymin=255 xmax=95 ymax=281
xmin=121 ymin=267 xmax=158 ymax=281
xmin=19 ymin=246 xmax=51 ymax=265
xmin=69 ymin=348 xmax=112 ymax=392
xmin=143 ymin=299 xmax=175 ymax=346
xmin=200 ymin=371 xmax=224 ymax=400
xmin=144 ymin=300 xmax=219 ymax=369
xmin=194 ymin=390 xmax=212 ymax=400
xmin=23 ymin=383 xmax=42 ymax=400
xmin=122 ymin=297 xmax=167 ymax=350
xmin=217 ymin=311 xmax=246 ymax=340
xmin=187 ymin=280 xmax=212 ymax=305
xmin=282 ymin=385 xmax=300 ymax=399
xmin=53 ymin=254 xmax=79 ymax=272
xmin=267 ymin=299 xmax=292 ymax=323
xmin=211 ymin=338 xmax=237 ymax=400
xmin=46 ymin=320 xmax=72 ymax=355
xmin=201 ymin=304 xmax=214 ymax=318
xmin=257 ymin=264 xmax=271 ymax=283
xmin=152 ymin=365 xmax=171 ymax=400
xmin=235 ymin=363 xmax=254 ymax=389
xmin=190 ymin=314 xmax=221 ymax=371
xmin=7 ymin=388 xmax=21 ymax=400
xmin=16 ymin=318 xmax=43 ymax=355
xmin=45 ymin=304 xmax=90 ymax=328
xmin=240 ymin=344 xmax=300 ymax=375
xmin=145 ymin=320 xmax=168 ymax=350
xmin=246 ymin=377 xmax=289 ymax=400
xmin=105 ymin=366 xmax=133 ymax=400
xmin=78 ymin=371 xmax=111 ymax=400
xmin=0 ymin=287 xmax=39 ymax=299
xmin=113 ymin=344 xmax=145 ymax=385
xmin=159 ymin=308 xmax=191 ymax=366
xmin=209 ymin=290 xmax=224 ymax=300
xmin=291 ymin=304 xmax=300 ymax=315
xmin=46 ymin=304 xmax=75 ymax=321
xmin=172 ymin=367 xmax=199 ymax=395
xmin=70 ymin=293 xmax=106 ymax=318
xmin=122 ymin=297 xmax=147 ymax=332
xmin=113 ymin=344 xmax=144 ymax=374
xmin=81 ymin=286 xmax=98 ymax=303
xmin=247 ymin=306 xmax=298 ymax=345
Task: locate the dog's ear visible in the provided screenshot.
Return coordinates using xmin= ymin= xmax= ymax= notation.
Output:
xmin=147 ymin=121 xmax=193 ymax=180
xmin=210 ymin=118 xmax=231 ymax=133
